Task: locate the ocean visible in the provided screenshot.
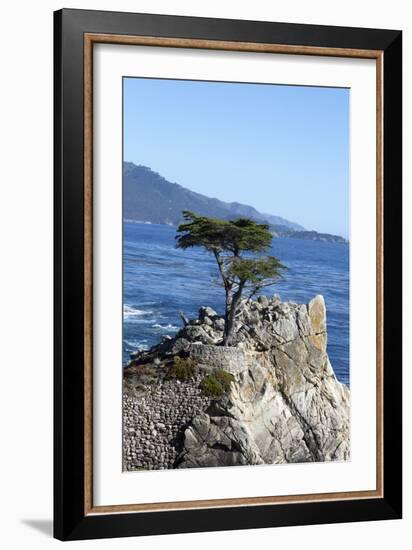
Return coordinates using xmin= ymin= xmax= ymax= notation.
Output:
xmin=123 ymin=221 xmax=350 ymax=386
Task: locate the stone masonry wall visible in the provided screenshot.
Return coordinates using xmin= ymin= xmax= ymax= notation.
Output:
xmin=123 ymin=375 xmax=210 ymax=471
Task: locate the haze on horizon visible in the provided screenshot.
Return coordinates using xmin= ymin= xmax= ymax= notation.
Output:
xmin=124 ymin=77 xmax=349 ymax=238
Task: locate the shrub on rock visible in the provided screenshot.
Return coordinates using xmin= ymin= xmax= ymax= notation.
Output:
xmin=200 ymin=369 xmax=235 ymax=398
xmin=168 ymin=356 xmax=197 ymax=381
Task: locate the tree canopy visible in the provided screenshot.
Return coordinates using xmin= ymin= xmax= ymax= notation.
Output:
xmin=176 ymin=214 xmax=272 ymax=254
xmin=176 ymin=211 xmax=286 ymax=345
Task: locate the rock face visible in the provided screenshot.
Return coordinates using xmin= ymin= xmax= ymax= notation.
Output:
xmin=124 ymin=294 xmax=350 ymax=470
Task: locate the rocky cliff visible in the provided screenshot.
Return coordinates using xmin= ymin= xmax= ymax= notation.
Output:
xmin=123 ymin=294 xmax=350 ymax=471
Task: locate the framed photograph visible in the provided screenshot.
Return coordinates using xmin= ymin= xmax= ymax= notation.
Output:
xmin=54 ymin=8 xmax=402 ymax=541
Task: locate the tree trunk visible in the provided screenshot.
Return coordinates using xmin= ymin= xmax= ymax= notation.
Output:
xmin=223 ymin=285 xmax=243 ymax=346
xmin=223 ymin=287 xmax=232 ymax=345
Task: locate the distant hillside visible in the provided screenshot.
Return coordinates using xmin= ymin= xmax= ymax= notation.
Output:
xmin=123 ymin=162 xmax=303 ymax=230
xmin=272 ymin=228 xmax=348 ymax=244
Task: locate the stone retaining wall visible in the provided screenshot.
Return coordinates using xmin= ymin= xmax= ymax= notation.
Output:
xmin=123 ymin=376 xmax=210 ymax=471
xmin=188 ymin=343 xmax=252 ymax=374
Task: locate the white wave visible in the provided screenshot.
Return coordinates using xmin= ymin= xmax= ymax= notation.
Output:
xmin=123 ymin=304 xmax=153 ymax=318
xmin=124 ymin=339 xmax=147 ymax=347
xmin=124 ymin=218 xmax=152 ymax=225
xmin=126 ymin=319 xmax=157 ymax=326
xmin=151 ymin=323 xmax=179 ymax=331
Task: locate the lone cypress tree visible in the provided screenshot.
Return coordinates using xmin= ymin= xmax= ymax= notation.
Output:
xmin=176 ymin=211 xmax=286 ymax=345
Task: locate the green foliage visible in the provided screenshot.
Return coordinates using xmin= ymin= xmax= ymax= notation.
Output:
xmin=176 ymin=211 xmax=287 ymax=345
xmin=200 ymin=376 xmax=224 ymax=397
xmin=168 ymin=356 xmax=197 ymax=381
xmin=200 ymin=369 xmax=235 ymax=398
xmin=228 ymin=256 xmax=286 ymax=285
xmin=176 ymin=211 xmax=272 ymax=254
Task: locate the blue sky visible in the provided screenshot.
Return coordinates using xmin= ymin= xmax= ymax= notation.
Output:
xmin=124 ymin=77 xmax=349 ymax=237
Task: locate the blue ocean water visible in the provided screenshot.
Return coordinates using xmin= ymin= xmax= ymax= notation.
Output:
xmin=123 ymin=222 xmax=350 ymax=386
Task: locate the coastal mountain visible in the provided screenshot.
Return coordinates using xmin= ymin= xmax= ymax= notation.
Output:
xmin=271 ymin=228 xmax=348 ymax=244
xmin=124 ymin=162 xmax=347 ymax=243
xmin=124 ymin=162 xmax=303 ymax=230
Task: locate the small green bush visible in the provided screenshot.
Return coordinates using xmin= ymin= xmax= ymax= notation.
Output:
xmin=200 ymin=369 xmax=235 ymax=398
xmin=200 ymin=376 xmax=225 ymax=397
xmin=169 ymin=356 xmax=197 ymax=381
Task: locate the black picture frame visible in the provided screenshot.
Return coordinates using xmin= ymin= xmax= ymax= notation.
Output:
xmin=54 ymin=8 xmax=402 ymax=541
